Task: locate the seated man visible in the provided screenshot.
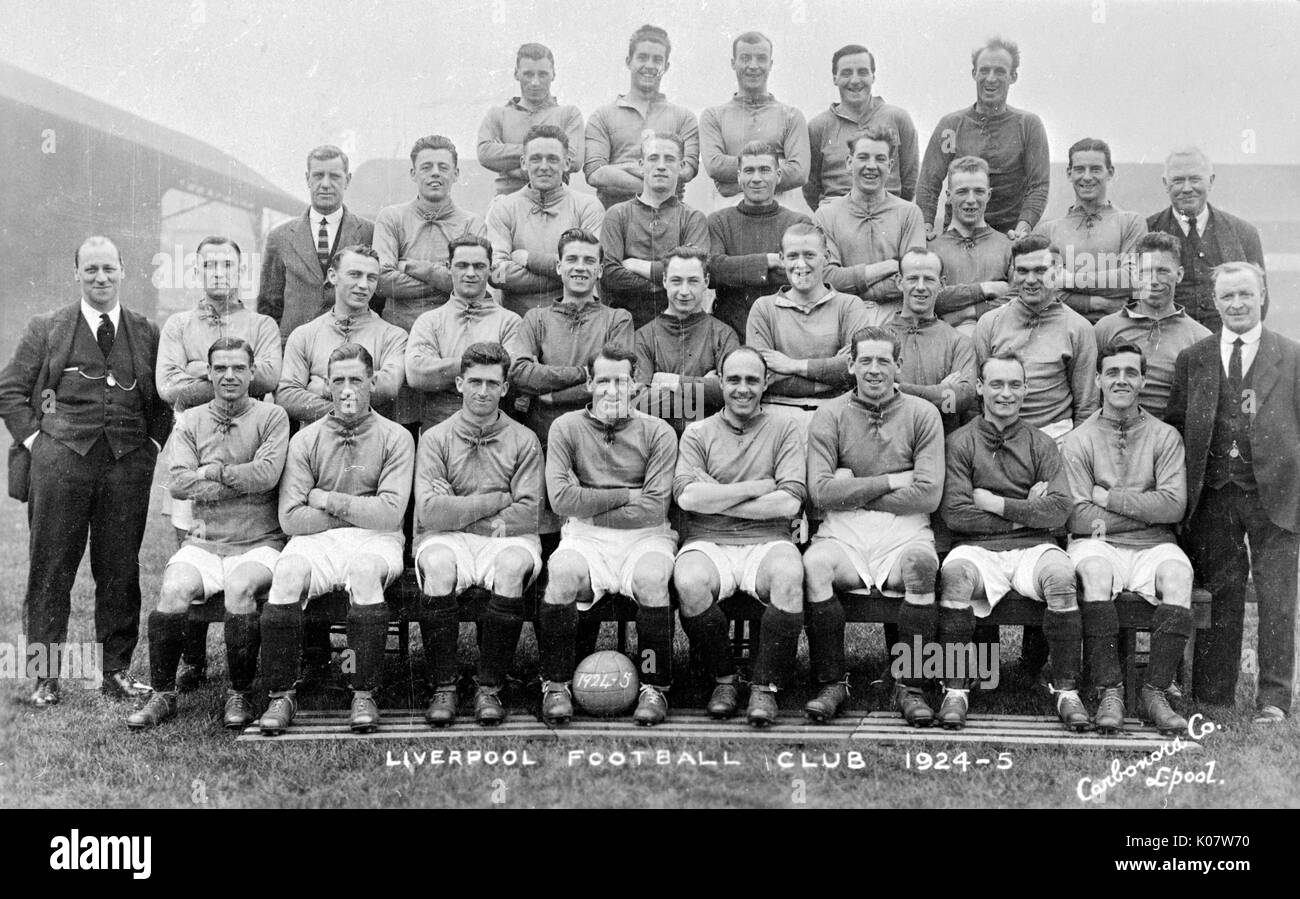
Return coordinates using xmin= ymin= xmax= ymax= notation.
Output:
xmin=747 ymin=222 xmax=872 ymax=440
xmin=257 ymin=344 xmax=415 ymax=735
xmin=1033 ymin=138 xmax=1147 ymax=324
xmin=928 ymin=156 xmax=1013 ymax=335
xmin=706 ymin=140 xmax=813 ymax=339
xmin=510 ymin=228 xmax=634 ymax=453
xmin=278 ymin=245 xmax=407 ymax=427
xmin=127 ymin=338 xmax=290 ymax=730
xmin=886 ymin=248 xmax=977 ymax=434
xmin=406 ymin=235 xmax=525 ymax=430
xmin=1094 ymin=232 xmax=1210 ymax=420
xmin=814 ymin=127 xmax=926 ymax=322
xmin=937 ymin=354 xmax=1082 ymax=731
xmin=674 ymin=347 xmax=805 ymax=726
xmin=802 ymin=327 xmax=944 ymax=724
xmin=538 ymin=344 xmax=679 ymax=726
xmin=1062 ymin=343 xmax=1193 ymax=734
xmin=486 ymin=124 xmax=604 ymax=316
xmin=600 ymin=132 xmax=709 ymax=329
xmin=414 ymin=342 xmax=542 ymax=727
xmin=633 ymin=246 xmax=739 ymax=435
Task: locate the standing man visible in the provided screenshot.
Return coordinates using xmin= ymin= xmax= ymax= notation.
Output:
xmin=414 ymin=342 xmax=543 ymax=727
xmin=258 ymin=145 xmax=374 ymax=345
xmin=706 ymin=140 xmax=813 ymax=338
xmin=886 ymin=248 xmax=978 ymax=433
xmin=1061 ymin=343 xmax=1194 ymax=734
xmin=476 ymin=43 xmax=585 ymax=197
xmin=539 ymin=344 xmax=679 ymax=726
xmin=126 ymin=338 xmax=290 ymax=730
xmin=928 ymin=156 xmax=1013 ymax=335
xmin=584 ymin=24 xmax=699 ymax=210
xmin=699 ymin=31 xmax=810 ymax=209
xmin=373 ymin=135 xmax=487 ymax=332
xmin=633 ymin=247 xmax=739 ymax=435
xmin=937 ymin=354 xmax=1082 ymax=731
xmin=747 ymin=222 xmax=873 ymax=435
xmin=600 ymin=132 xmax=709 ymax=330
xmin=917 ymin=38 xmax=1050 ymax=240
xmin=673 ymin=346 xmax=805 ymax=726
xmin=278 ymin=246 xmax=407 ymax=427
xmin=0 ymin=236 xmax=172 ymax=705
xmin=814 ymin=128 xmax=926 ymax=321
xmin=405 ymin=235 xmax=525 ymax=430
xmin=1094 ymin=232 xmax=1210 ymax=420
xmin=485 ymin=124 xmax=604 ymax=317
xmin=510 ymin=229 xmax=634 ymax=453
xmin=1167 ymin=262 xmax=1300 ymax=723
xmin=257 ymin=344 xmax=415 ymax=735
xmin=1033 ymin=138 xmax=1147 ymax=324
xmin=1147 ymin=147 xmax=1266 ymax=331
xmin=805 ymin=44 xmax=919 ymax=209
xmin=802 ymin=327 xmax=946 ymax=724
xmin=973 ymin=235 xmax=1099 ymax=438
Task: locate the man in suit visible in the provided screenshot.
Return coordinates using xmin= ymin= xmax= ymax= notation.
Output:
xmin=1166 ymin=261 xmax=1299 ymax=723
xmin=257 ymin=145 xmax=375 ymax=345
xmin=0 ymin=236 xmax=173 ymax=706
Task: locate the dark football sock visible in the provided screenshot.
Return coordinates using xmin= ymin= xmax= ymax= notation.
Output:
xmin=1147 ymin=604 xmax=1194 ymax=691
xmin=347 ymin=604 xmax=390 ymax=693
xmin=181 ymin=619 xmax=209 ymax=672
xmin=418 ymin=592 xmax=460 ymax=688
xmin=636 ymin=605 xmax=674 ymax=689
xmin=751 ymin=608 xmax=802 ymax=689
xmin=1043 ymin=608 xmax=1083 ymax=690
xmin=259 ymin=603 xmax=303 ymax=694
xmin=938 ymin=605 xmax=978 ymax=690
xmin=805 ymin=596 xmax=846 ymax=685
xmin=478 ymin=592 xmax=525 ymax=688
xmin=223 ymin=612 xmax=261 ymax=693
xmin=538 ymin=601 xmax=578 ymax=684
xmin=896 ymin=601 xmax=937 ymax=688
xmin=679 ymin=602 xmax=735 ymax=681
xmin=1079 ymin=600 xmax=1122 ymax=688
xmin=147 ymin=611 xmax=187 ymax=692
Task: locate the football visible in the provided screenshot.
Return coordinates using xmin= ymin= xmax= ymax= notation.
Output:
xmin=572 ymin=651 xmax=639 ymax=716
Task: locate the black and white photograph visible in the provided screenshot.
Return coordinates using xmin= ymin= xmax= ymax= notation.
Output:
xmin=0 ymin=0 xmax=1296 ymax=836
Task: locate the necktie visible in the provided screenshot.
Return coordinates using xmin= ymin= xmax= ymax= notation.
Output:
xmin=1229 ymin=336 xmax=1243 ymax=397
xmin=1185 ymin=214 xmax=1202 ymax=257
xmin=97 ymin=313 xmax=115 ymax=359
xmin=317 ymin=216 xmax=330 ymax=268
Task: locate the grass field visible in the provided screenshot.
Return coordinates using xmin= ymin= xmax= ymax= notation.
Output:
xmin=1 ymin=480 xmax=1298 ymax=810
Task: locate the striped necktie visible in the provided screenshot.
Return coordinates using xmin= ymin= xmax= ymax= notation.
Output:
xmin=317 ymin=216 xmax=330 ymax=268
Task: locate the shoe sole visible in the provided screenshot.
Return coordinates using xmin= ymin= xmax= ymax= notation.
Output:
xmin=805 ymin=709 xmax=835 ymax=723
xmin=939 ymin=719 xmax=966 ymax=730
xmin=425 ymin=718 xmax=455 ymax=728
xmin=350 ymin=722 xmax=379 ymax=734
xmin=748 ymin=716 xmax=774 ymax=728
xmin=905 ymin=716 xmax=935 ymax=728
xmin=224 ymin=720 xmax=253 ymax=730
xmin=708 ymin=708 xmax=736 ymax=720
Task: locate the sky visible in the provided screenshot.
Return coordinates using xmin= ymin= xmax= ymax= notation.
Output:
xmin=3 ymin=0 xmax=1297 ymax=205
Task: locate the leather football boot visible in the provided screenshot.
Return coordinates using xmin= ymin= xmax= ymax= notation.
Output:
xmin=223 ymin=690 xmax=257 ymax=730
xmin=804 ymin=680 xmax=849 ymax=723
xmin=1093 ymin=686 xmax=1126 ymax=733
xmin=937 ymin=688 xmax=969 ymax=730
xmin=126 ymin=691 xmax=178 ymax=730
xmin=633 ymin=684 xmax=669 ymax=726
xmin=258 ymin=692 xmax=298 ymax=736
xmin=894 ymin=683 xmax=935 ymax=727
xmin=1139 ymin=684 xmax=1188 ymax=735
xmin=746 ymin=686 xmax=779 ymax=728
xmin=425 ymin=686 xmax=459 ymax=728
xmin=707 ymin=682 xmax=739 ymax=719
xmin=540 ymin=680 xmax=573 ymax=725
xmin=349 ymin=691 xmax=381 ymax=733
xmin=1053 ymin=688 xmax=1092 ymax=732
xmin=474 ymin=685 xmax=506 ymax=726
xmin=102 ymin=670 xmax=151 ymax=700
xmin=30 ymin=678 xmax=60 ymax=708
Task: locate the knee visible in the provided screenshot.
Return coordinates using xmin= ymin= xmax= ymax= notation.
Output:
xmin=419 ymin=548 xmax=458 ymax=595
xmin=899 ymin=545 xmax=938 ymax=594
xmin=1075 ymin=557 xmax=1114 ymax=600
xmin=1037 ymin=560 xmax=1077 ymax=611
xmin=158 ymin=571 xmax=200 ymax=614
xmin=346 ymin=556 xmax=388 ymax=605
xmin=939 ymin=561 xmax=979 ymax=608
xmin=767 ymin=546 xmax=805 ymax=601
xmin=631 ymin=557 xmax=672 ymax=606
xmin=494 ymin=549 xmax=533 ymax=587
xmin=673 ymin=559 xmax=715 ymax=616
xmin=544 ymin=555 xmax=586 ymax=600
xmin=271 ymin=557 xmax=311 ymax=601
xmin=1156 ymin=561 xmax=1194 ymax=608
xmin=801 ymin=544 xmax=835 ymax=588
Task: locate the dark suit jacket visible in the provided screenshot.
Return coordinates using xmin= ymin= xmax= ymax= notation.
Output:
xmin=256 ymin=206 xmax=374 ymax=341
xmin=1146 ymin=203 xmax=1267 ymax=319
xmin=0 ymin=302 xmax=172 ymax=449
xmin=1166 ymin=327 xmax=1300 ymax=533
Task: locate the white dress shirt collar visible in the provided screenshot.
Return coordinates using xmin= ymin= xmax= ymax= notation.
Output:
xmin=1177 ymin=205 xmax=1209 ymax=236
xmin=1220 ymin=322 xmax=1263 ymax=376
xmin=81 ymin=300 xmax=121 ymax=334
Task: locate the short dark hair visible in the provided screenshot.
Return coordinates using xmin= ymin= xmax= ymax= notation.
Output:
xmin=899 ymin=247 xmax=943 ymax=277
xmin=627 ymin=24 xmax=671 ymax=60
xmin=522 ymin=123 xmax=570 ymax=155
xmin=640 ymin=131 xmax=685 ymax=159
xmin=1009 ymin=233 xmax=1059 ymax=264
xmin=460 ymin=341 xmax=511 ymax=378
xmin=447 ymin=234 xmax=493 ymax=265
xmin=731 ymin=31 xmax=772 ymax=57
xmin=329 ymin=244 xmax=380 ymax=271
xmin=781 ymin=221 xmax=827 ymax=252
xmin=663 ymin=245 xmax=709 ymax=274
xmin=207 ymin=336 xmax=255 ymax=366
xmin=979 ymin=352 xmax=1026 ymax=380
xmin=972 ymin=37 xmax=1020 ymax=73
xmin=847 ymin=123 xmax=898 ymax=157
xmin=196 ymin=235 xmax=242 ymax=264
xmin=1068 ymin=137 xmax=1113 ymax=171
xmin=306 ymin=144 xmax=349 ymax=174
xmin=850 ymin=326 xmax=901 ymax=362
xmin=831 ymin=44 xmax=874 ymax=74
xmin=328 ymin=343 xmax=374 ymax=377
xmin=595 ymin=342 xmax=637 ymax=372
xmin=1097 ymin=342 xmax=1147 ymax=376
xmin=557 ymin=228 xmax=602 ymax=260
xmin=1135 ymin=231 xmax=1182 ymax=259
xmin=515 ymin=42 xmax=555 ymax=67
xmin=720 ymin=345 xmax=767 ymax=379
xmin=74 ymin=235 xmax=122 ymax=268
xmin=409 ymin=134 xmax=458 ymax=168
xmin=738 ymin=139 xmax=784 ymax=167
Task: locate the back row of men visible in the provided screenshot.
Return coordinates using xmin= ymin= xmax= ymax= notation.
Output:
xmin=259 ymin=27 xmax=1265 ymax=349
